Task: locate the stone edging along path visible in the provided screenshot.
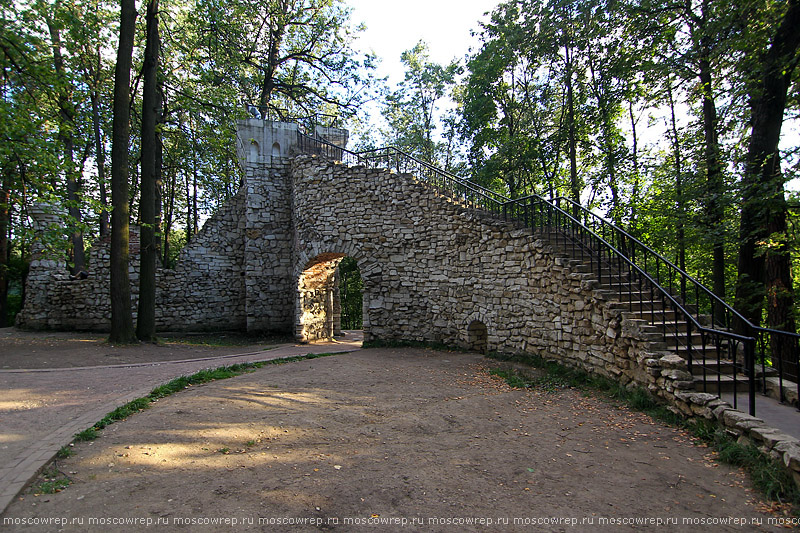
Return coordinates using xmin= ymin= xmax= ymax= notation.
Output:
xmin=0 ymin=339 xmax=362 ymax=515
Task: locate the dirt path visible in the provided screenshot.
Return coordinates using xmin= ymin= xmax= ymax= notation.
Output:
xmin=1 ymin=346 xmax=786 ymax=532
xmin=0 ymin=329 xmax=362 ymax=517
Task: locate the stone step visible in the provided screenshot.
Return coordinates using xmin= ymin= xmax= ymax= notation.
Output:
xmin=689 ymin=359 xmax=738 ymax=375
xmin=629 ymin=310 xmax=685 ymax=324
xmin=664 ymin=344 xmax=736 ymax=359
xmin=693 ymin=374 xmax=752 ymax=393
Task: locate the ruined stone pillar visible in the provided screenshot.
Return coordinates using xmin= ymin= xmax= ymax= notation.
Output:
xmin=236 ymin=119 xmax=299 ymax=334
xmin=14 ymin=204 xmax=65 ymax=328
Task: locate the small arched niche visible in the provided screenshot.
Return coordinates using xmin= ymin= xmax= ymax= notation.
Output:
xmin=249 ymin=140 xmax=259 ymax=161
xmin=271 ymin=142 xmax=281 ymax=157
xmin=467 ymin=320 xmax=489 ymax=354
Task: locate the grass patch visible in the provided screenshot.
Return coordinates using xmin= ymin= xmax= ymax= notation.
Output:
xmin=95 ymin=397 xmax=151 ymax=429
xmin=56 ymin=445 xmax=74 ymax=458
xmin=33 ymin=465 xmax=71 ymax=495
xmin=488 ymin=369 xmax=530 ymax=389
xmin=35 ymin=477 xmax=70 ymax=495
xmin=699 ymin=427 xmax=800 ymax=506
xmin=73 ymin=428 xmax=99 ymax=441
xmin=485 ymin=350 xmax=800 ymax=512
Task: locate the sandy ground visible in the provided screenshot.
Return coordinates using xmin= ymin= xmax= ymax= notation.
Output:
xmin=1 ymin=338 xmax=791 ymax=532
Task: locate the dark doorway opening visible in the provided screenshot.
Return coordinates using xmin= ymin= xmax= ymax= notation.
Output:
xmin=467 ymin=320 xmax=488 ymax=354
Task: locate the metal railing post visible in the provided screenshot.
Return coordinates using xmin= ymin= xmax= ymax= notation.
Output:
xmin=747 ymin=337 xmax=756 ymax=417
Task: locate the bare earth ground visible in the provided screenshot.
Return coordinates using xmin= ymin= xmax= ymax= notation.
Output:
xmin=0 ymin=328 xmax=293 ymax=369
xmin=0 ymin=333 xmax=794 ymax=533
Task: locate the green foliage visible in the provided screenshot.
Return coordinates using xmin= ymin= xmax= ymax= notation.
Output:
xmin=698 ymin=428 xmax=800 ymax=506
xmin=56 ymin=445 xmax=74 ymax=459
xmin=3 ymin=0 xmax=800 ymax=340
xmin=0 ymin=0 xmax=378 ymax=322
xmin=73 ymin=428 xmax=99 ymax=441
xmin=488 ymin=368 xmax=531 ymax=389
xmin=191 ymin=0 xmax=377 ymax=120
xmin=338 ymin=256 xmax=362 ymax=329
xmin=382 ymin=41 xmax=461 ymax=166
xmin=34 ymin=466 xmax=71 ymax=495
xmin=95 ymin=397 xmax=151 ymax=429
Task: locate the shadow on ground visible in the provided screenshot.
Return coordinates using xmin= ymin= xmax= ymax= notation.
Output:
xmin=2 ymin=348 xmax=783 ymax=532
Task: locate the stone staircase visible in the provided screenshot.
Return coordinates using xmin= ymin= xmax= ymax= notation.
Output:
xmin=539 ymin=230 xmax=761 ymax=395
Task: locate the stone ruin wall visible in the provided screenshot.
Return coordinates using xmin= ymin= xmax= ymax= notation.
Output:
xmin=291 ymin=156 xmax=674 ymax=396
xmin=14 ymin=145 xmax=705 ymax=402
xmin=16 ymin=189 xmax=248 ymax=332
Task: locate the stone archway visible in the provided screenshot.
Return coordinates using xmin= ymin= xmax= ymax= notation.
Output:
xmin=295 ymin=253 xmax=364 ymax=343
xmin=296 ymin=253 xmax=343 ymax=342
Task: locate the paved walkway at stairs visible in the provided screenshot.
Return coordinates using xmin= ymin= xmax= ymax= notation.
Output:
xmin=720 ymin=392 xmax=800 ymax=440
xmin=0 ymin=334 xmax=363 ymax=515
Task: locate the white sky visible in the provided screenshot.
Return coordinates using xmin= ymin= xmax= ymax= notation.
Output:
xmin=345 ymin=0 xmax=502 ymax=84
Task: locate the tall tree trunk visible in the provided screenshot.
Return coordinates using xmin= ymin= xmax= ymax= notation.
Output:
xmin=766 ymin=206 xmax=797 ymax=379
xmin=259 ymin=0 xmax=289 ymax=109
xmin=109 ymin=0 xmax=138 ymax=344
xmin=667 ymin=80 xmax=689 ymax=304
xmin=735 ymin=0 xmax=800 ymax=378
xmin=91 ymin=78 xmax=109 ymax=237
xmin=155 ymin=85 xmax=164 ymax=264
xmin=628 ymin=99 xmax=640 ymax=233
xmin=137 ymin=0 xmax=160 ymax=342
xmin=0 ymin=168 xmax=9 ymax=327
xmin=162 ymin=169 xmax=175 ymax=267
xmin=667 ymin=81 xmax=686 ymax=277
xmin=587 ymin=49 xmax=619 ymax=225
xmin=565 ymin=42 xmax=579 ymax=211
xmin=698 ymin=20 xmax=726 ymax=305
xmin=185 ymin=167 xmax=192 ymax=246
xmin=192 ymin=166 xmax=198 ymax=235
xmin=47 ymin=11 xmax=86 ymax=274
xmin=155 ymin=125 xmax=163 ymax=261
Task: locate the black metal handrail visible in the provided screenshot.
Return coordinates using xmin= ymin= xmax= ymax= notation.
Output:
xmin=295 ymin=129 xmax=800 ymax=415
xmin=544 ymin=196 xmax=799 ymax=412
